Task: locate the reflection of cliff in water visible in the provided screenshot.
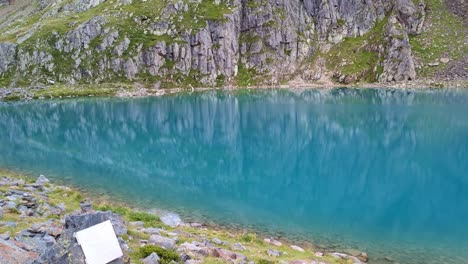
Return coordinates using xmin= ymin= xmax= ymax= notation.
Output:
xmin=0 ymin=89 xmax=468 ymax=261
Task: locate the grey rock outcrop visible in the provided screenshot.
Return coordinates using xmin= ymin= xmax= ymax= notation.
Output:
xmin=148 ymin=234 xmax=177 ymax=249
xmin=0 ymin=43 xmax=17 ymax=74
xmin=0 ymin=0 xmax=428 ymax=88
xmin=379 ymin=0 xmax=425 ymax=82
xmin=32 ymin=211 xmax=128 ymax=264
xmin=379 ymin=16 xmax=416 ymax=82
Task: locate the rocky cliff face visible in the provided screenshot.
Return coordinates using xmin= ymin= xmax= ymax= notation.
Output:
xmin=0 ymin=0 xmax=430 ymax=88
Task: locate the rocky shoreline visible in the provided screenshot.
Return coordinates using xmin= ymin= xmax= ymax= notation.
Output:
xmin=1 ymin=78 xmax=467 ymax=101
xmin=0 ymin=170 xmax=370 ymax=264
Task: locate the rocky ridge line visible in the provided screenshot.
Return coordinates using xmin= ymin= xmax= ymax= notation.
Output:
xmin=0 ymin=0 xmax=427 ymax=89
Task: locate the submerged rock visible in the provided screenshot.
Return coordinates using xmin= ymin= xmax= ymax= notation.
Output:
xmin=35 ymin=175 xmax=49 ymax=185
xmin=160 ymin=213 xmax=182 ymax=227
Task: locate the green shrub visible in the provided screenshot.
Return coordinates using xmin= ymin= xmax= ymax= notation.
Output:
xmin=95 ymin=204 xmax=162 ymax=227
xmin=240 ymin=232 xmax=257 ymax=243
xmin=257 ymin=259 xmax=276 ymax=264
xmin=139 ymin=245 xmax=180 ymax=264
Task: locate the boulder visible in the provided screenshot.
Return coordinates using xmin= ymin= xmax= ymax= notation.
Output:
xmin=32 ymin=211 xmax=128 ymax=264
xmin=35 ymin=175 xmax=49 ymax=185
xmin=0 ymin=239 xmax=39 ymax=264
xmin=142 ymin=252 xmax=160 ymax=264
xmin=148 ymin=234 xmax=176 ymax=249
xmin=79 ymin=199 xmax=93 ymax=213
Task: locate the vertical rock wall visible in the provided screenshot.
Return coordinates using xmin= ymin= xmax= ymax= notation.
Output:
xmin=0 ymin=0 xmax=426 ymax=87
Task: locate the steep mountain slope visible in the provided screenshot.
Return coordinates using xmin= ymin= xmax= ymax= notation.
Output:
xmin=0 ymin=0 xmax=466 ymax=91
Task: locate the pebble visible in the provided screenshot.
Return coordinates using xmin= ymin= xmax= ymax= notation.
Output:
xmin=264 ymin=238 xmax=282 ymax=246
xmin=212 ymin=237 xmax=223 ymax=245
xmin=190 ymin=222 xmax=202 ymax=228
xmin=290 ymin=245 xmax=305 ymax=252
xmin=267 ymin=249 xmax=281 ymax=257
xmin=231 ymin=242 xmax=246 ymax=251
xmin=142 ymin=227 xmax=161 ymax=235
xmin=129 ymin=221 xmax=145 ymax=228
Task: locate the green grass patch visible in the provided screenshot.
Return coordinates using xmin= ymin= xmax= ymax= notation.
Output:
xmin=236 ymin=63 xmax=257 ymax=87
xmin=409 ymin=0 xmax=467 ymax=77
xmin=95 ymin=203 xmax=164 ymax=228
xmin=137 ymin=245 xmax=180 ymax=264
xmin=325 ymin=16 xmax=388 ymax=83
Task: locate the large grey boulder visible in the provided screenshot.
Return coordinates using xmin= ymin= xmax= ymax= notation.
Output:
xmin=32 ymin=211 xmax=128 ymax=264
xmin=148 ymin=234 xmax=177 ymax=249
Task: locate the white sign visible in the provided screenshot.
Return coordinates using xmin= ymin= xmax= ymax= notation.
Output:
xmin=75 ymin=220 xmax=123 ymax=264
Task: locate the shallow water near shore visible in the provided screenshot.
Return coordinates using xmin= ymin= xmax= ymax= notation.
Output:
xmin=1 ymin=88 xmax=468 ymax=263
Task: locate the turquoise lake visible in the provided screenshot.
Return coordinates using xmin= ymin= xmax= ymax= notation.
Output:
xmin=0 ymin=88 xmax=467 ymax=263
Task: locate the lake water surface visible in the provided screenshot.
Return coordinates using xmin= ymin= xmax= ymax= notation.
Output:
xmin=0 ymin=88 xmax=467 ymax=264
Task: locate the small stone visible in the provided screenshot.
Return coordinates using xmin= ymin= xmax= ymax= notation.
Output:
xmin=290 ymin=245 xmax=305 ymax=252
xmin=212 ymin=248 xmax=234 ymax=259
xmin=166 ymin=232 xmax=178 ymax=237
xmin=428 ymin=62 xmax=440 ymax=67
xmin=264 ymin=238 xmax=282 ymax=246
xmin=142 ymin=227 xmax=161 ymax=235
xmin=358 ymin=252 xmax=369 ymax=262
xmin=3 ymin=201 xmax=16 ymax=209
xmin=180 ymin=253 xmax=191 ymax=262
xmin=0 ymin=221 xmax=16 ymax=227
xmin=0 ymin=231 xmax=10 ymax=240
xmin=440 ymin=57 xmax=450 ymax=64
xmin=35 ymin=175 xmax=49 ymax=185
xmin=178 ymin=242 xmax=210 ymax=256
xmin=190 ymin=222 xmax=202 ymax=228
xmin=212 ymin=238 xmax=223 ymax=245
xmin=315 ymin=252 xmax=324 ymax=257
xmin=142 ymin=252 xmax=160 ymax=264
xmin=267 ymin=249 xmax=281 ymax=257
xmin=79 ymin=199 xmax=93 ymax=213
xmin=185 ymin=260 xmax=201 ymax=264
xmin=231 ymin=242 xmax=246 ymax=251
xmin=289 ymin=261 xmax=309 ymax=264
xmin=129 ymin=221 xmax=145 ymax=228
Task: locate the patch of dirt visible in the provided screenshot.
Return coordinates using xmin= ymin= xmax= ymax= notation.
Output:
xmin=432 ymin=55 xmax=468 ymax=81
xmin=445 ymin=0 xmax=468 ymax=25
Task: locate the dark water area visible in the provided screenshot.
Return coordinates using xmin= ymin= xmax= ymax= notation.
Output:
xmin=0 ymin=88 xmax=467 ymax=263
